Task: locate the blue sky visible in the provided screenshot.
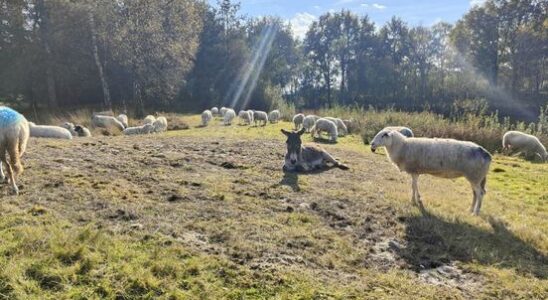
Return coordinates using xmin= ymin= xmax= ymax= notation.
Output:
xmin=208 ymin=0 xmax=485 ymax=39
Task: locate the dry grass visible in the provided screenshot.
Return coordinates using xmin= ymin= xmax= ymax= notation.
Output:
xmin=0 ymin=114 xmax=546 ymax=299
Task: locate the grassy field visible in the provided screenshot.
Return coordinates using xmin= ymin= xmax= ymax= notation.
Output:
xmin=0 ymin=114 xmax=546 ymax=299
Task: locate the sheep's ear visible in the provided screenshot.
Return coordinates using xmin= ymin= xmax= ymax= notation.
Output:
xmin=281 ymin=129 xmax=290 ymax=136
xmin=297 ymin=127 xmax=306 ymax=136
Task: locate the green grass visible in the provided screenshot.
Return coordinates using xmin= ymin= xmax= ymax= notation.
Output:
xmin=0 ymin=114 xmax=546 ymax=299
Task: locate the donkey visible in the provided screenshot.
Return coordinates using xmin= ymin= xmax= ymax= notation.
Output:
xmin=281 ymin=128 xmax=349 ymax=172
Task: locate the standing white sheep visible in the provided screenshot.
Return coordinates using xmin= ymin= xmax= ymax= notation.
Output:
xmin=292 ymin=113 xmax=305 ymax=130
xmin=383 ymin=126 xmax=414 ymax=138
xmin=269 ymin=110 xmax=281 ymax=123
xmin=29 ymin=122 xmax=73 ymax=139
xmin=238 ymin=110 xmax=253 ymax=125
xmin=303 ymin=115 xmax=320 ymax=132
xmin=220 ymin=107 xmax=228 ymax=117
xmin=143 ymin=115 xmax=156 ymax=125
xmin=311 ymin=118 xmax=338 ymax=142
xmin=502 ymin=131 xmax=547 ymax=161
xmin=0 ymin=107 xmax=29 ymax=195
xmin=123 ymin=124 xmax=154 ymax=135
xmin=117 ymin=114 xmax=129 ymax=128
xmin=324 ymin=117 xmax=348 ymax=136
xmin=211 ymin=107 xmax=219 ymax=116
xmin=153 ymin=116 xmax=168 ymax=133
xmin=253 ymin=111 xmax=269 ymax=126
xmin=223 ymin=109 xmax=236 ymax=125
xmin=92 ymin=115 xmax=125 ymax=131
xmin=201 ymin=110 xmax=213 ymax=126
xmin=370 ymin=129 xmax=492 ymax=215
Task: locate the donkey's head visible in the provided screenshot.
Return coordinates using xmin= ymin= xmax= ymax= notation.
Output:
xmin=282 ymin=128 xmax=305 ymax=169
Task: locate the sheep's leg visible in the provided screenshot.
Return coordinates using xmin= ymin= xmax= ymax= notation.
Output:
xmin=0 ymin=151 xmax=16 ymax=195
xmin=7 ymin=141 xmax=20 ymax=195
xmin=0 ymin=161 xmax=5 ymax=182
xmin=472 ymin=185 xmax=484 ymax=216
xmin=470 ymin=190 xmax=478 ymax=214
xmin=411 ymin=174 xmax=424 ymax=210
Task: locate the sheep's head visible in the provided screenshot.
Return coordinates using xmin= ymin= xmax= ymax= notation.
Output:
xmin=282 ymin=128 xmax=305 ymax=167
xmin=370 ymin=129 xmax=395 ymax=152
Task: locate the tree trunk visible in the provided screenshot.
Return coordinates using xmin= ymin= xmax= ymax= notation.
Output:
xmin=36 ymin=0 xmax=58 ymax=108
xmin=88 ymin=11 xmax=112 ymax=110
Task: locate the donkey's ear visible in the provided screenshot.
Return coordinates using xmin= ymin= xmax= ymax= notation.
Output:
xmin=297 ymin=127 xmax=306 ymax=135
xmin=281 ymin=129 xmax=290 ymax=136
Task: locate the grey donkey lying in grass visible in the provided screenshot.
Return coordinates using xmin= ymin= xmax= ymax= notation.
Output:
xmin=282 ymin=128 xmax=349 ymax=172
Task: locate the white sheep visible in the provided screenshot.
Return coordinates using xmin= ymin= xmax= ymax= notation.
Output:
xmin=311 ymin=118 xmax=338 ymax=142
xmin=383 ymin=126 xmax=414 ymax=138
xmin=211 ymin=107 xmax=219 ymax=115
xmin=143 ymin=115 xmax=156 ymax=125
xmin=153 ymin=116 xmax=168 ymax=133
xmin=29 ymin=122 xmax=73 ymax=139
xmin=0 ymin=106 xmax=30 ymax=195
xmin=123 ymin=124 xmax=154 ymax=135
xmin=247 ymin=110 xmax=255 ymax=124
xmin=201 ymin=110 xmax=213 ymax=126
xmin=293 ymin=113 xmax=305 ymax=130
xmin=324 ymin=117 xmax=348 ymax=136
xmin=238 ymin=110 xmax=253 ymax=125
xmin=502 ymin=130 xmax=547 ymax=161
xmin=92 ymin=115 xmax=125 ymax=131
xmin=220 ymin=107 xmax=228 ymax=117
xmin=253 ymin=111 xmax=268 ymax=126
xmin=61 ymin=122 xmax=78 ymax=137
xmin=74 ymin=125 xmax=92 ymax=137
xmin=370 ymin=129 xmax=492 ymax=215
xmin=223 ymin=109 xmax=236 ymax=125
xmin=269 ymin=110 xmax=281 ymax=123
xmin=303 ymin=115 xmax=320 ymax=132
xmin=117 ymin=114 xmax=129 ymax=128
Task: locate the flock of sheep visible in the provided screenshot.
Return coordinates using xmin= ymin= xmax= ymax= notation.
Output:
xmin=0 ymin=104 xmax=546 ymax=217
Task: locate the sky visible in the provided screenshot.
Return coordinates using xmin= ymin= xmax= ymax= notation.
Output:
xmin=208 ymin=0 xmax=486 ymax=39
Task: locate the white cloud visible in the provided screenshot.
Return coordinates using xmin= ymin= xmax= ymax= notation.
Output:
xmin=335 ymin=0 xmax=357 ymax=5
xmin=360 ymin=3 xmax=387 ymax=10
xmin=313 ymin=5 xmax=321 ymax=10
xmin=470 ymin=0 xmax=486 ymax=7
xmin=372 ymin=3 xmax=386 ymax=10
xmin=289 ymin=12 xmax=316 ymax=40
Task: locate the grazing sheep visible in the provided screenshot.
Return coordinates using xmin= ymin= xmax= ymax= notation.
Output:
xmin=117 ymin=114 xmax=129 ymax=128
xmin=143 ymin=115 xmax=156 ymax=125
xmin=370 ymin=129 xmax=492 ymax=215
xmin=211 ymin=107 xmax=219 ymax=115
xmin=311 ymin=118 xmax=338 ymax=142
xmin=220 ymin=107 xmax=228 ymax=117
xmin=201 ymin=110 xmax=213 ymax=126
xmin=0 ymin=106 xmax=30 ymax=195
xmin=293 ymin=113 xmax=305 ymax=130
xmin=383 ymin=126 xmax=414 ymax=138
xmin=247 ymin=110 xmax=255 ymax=124
xmin=29 ymin=122 xmax=72 ymax=140
xmin=123 ymin=124 xmax=154 ymax=135
xmin=153 ymin=116 xmax=168 ymax=133
xmin=502 ymin=130 xmax=547 ymax=161
xmin=253 ymin=111 xmax=269 ymax=126
xmin=92 ymin=115 xmax=125 ymax=131
xmin=61 ymin=122 xmax=78 ymax=137
xmin=74 ymin=125 xmax=92 ymax=137
xmin=223 ymin=109 xmax=236 ymax=125
xmin=282 ymin=128 xmax=348 ymax=172
xmin=303 ymin=115 xmax=320 ymax=132
xmin=269 ymin=110 xmax=281 ymax=123
xmin=238 ymin=110 xmax=253 ymax=125
xmin=324 ymin=117 xmax=348 ymax=136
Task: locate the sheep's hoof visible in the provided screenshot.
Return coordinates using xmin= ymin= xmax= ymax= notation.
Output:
xmin=11 ymin=186 xmax=19 ymax=195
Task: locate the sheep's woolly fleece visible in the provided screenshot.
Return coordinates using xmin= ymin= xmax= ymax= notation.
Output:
xmin=0 ymin=106 xmax=23 ymax=128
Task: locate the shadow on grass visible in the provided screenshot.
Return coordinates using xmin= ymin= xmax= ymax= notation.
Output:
xmin=279 ymin=167 xmax=339 ymax=192
xmin=402 ymin=212 xmax=547 ymax=279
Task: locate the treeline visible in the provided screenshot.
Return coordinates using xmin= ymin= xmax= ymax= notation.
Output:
xmin=0 ymin=0 xmax=546 ymax=120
